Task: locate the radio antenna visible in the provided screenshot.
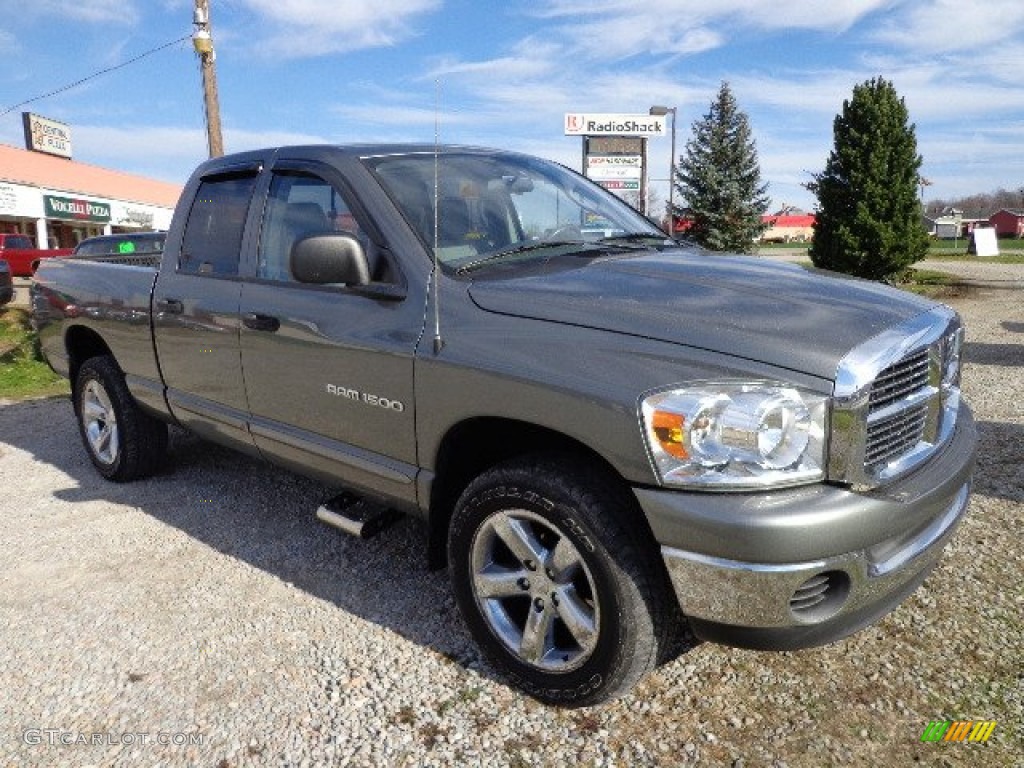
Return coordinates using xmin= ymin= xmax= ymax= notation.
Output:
xmin=432 ymin=78 xmax=444 ymax=354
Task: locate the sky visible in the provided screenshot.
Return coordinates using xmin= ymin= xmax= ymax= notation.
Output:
xmin=2 ymin=0 xmax=1024 ymax=213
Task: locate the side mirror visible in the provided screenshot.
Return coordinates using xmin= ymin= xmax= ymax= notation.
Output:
xmin=291 ymin=233 xmax=370 ymax=286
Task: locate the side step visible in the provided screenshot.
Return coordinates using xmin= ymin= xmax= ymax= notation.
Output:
xmin=316 ymin=492 xmax=400 ymax=539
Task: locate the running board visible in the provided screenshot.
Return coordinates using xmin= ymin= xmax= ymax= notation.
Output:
xmin=316 ymin=492 xmax=400 ymax=539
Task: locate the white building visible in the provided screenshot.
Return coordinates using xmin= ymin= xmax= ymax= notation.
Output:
xmin=0 ymin=143 xmax=180 ymax=249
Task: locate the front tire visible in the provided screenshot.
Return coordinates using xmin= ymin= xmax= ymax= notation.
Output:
xmin=74 ymin=356 xmax=167 ymax=482
xmin=448 ymin=454 xmax=671 ymax=706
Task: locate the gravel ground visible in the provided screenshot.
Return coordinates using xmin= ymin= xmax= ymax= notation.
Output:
xmin=0 ymin=286 xmax=1020 ymax=767
xmin=915 ymin=259 xmax=1024 ymax=288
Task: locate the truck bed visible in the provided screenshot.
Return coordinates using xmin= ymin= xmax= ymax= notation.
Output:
xmin=32 ymin=257 xmax=165 ymax=414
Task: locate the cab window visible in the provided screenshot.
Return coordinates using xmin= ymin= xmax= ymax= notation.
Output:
xmin=257 ymin=171 xmax=375 ymax=283
xmin=179 ymin=172 xmax=258 ymax=277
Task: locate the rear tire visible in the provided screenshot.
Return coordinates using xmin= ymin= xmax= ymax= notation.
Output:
xmin=448 ymin=454 xmax=672 ymax=706
xmin=74 ymin=356 xmax=167 ymax=482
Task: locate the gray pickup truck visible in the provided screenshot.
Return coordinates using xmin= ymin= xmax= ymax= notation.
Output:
xmin=32 ymin=145 xmax=976 ymax=705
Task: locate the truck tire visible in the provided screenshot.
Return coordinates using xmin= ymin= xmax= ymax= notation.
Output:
xmin=74 ymin=356 xmax=167 ymax=482
xmin=448 ymin=454 xmax=670 ymax=706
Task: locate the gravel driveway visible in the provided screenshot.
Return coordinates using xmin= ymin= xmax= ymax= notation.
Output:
xmin=0 ymin=288 xmax=1020 ymax=767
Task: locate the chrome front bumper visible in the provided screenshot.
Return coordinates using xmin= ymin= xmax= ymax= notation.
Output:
xmin=635 ymin=405 xmax=976 ymax=650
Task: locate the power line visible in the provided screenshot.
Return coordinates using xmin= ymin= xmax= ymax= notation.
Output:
xmin=1 ymin=34 xmax=192 ymax=117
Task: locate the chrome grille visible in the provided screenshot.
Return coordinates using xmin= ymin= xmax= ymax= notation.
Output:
xmin=869 ymin=348 xmax=930 ymax=413
xmin=830 ymin=306 xmax=962 ymax=489
xmin=865 ymin=402 xmax=929 ymax=468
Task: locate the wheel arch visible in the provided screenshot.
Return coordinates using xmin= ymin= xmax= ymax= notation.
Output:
xmin=65 ymin=324 xmax=115 ymax=384
xmin=425 ymin=416 xmax=648 ymax=570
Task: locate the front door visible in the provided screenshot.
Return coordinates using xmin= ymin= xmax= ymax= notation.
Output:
xmin=239 ymin=162 xmax=423 ymax=504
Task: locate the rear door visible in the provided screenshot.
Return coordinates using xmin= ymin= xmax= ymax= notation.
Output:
xmin=238 ymin=159 xmax=424 ymax=504
xmin=153 ymin=165 xmax=261 ymax=454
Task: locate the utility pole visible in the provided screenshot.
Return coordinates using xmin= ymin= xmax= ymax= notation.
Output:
xmin=193 ymin=0 xmax=224 ymax=157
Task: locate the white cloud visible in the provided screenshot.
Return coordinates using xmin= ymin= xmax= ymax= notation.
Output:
xmin=876 ymin=0 xmax=1024 ymax=53
xmin=237 ymin=0 xmax=441 ymax=57
xmin=2 ymin=0 xmax=138 ymax=24
xmin=226 ymin=126 xmax=335 ymax=150
xmin=555 ymin=15 xmax=724 ymax=60
xmin=534 ymin=0 xmax=895 ymax=56
xmin=426 ymin=38 xmax=561 ymax=82
xmin=0 ymin=28 xmax=19 ymax=57
xmin=537 ymin=0 xmax=891 ymax=26
xmin=66 ymin=125 xmax=204 ymax=183
xmin=68 ymin=124 xmax=332 ymax=184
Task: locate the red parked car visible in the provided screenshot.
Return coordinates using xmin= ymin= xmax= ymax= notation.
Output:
xmin=0 ymin=233 xmax=72 ymax=277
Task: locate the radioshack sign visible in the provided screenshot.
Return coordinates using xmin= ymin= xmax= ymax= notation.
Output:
xmin=565 ymin=113 xmax=666 ymax=137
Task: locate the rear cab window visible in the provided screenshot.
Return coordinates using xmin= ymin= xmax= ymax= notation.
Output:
xmin=179 ymin=172 xmax=259 ymax=277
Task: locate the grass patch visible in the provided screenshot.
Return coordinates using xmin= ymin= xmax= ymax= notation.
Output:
xmin=895 ymin=268 xmax=979 ymax=299
xmin=794 ymin=261 xmax=974 ymax=297
xmin=759 ymin=241 xmax=810 ymax=250
xmin=0 ymin=308 xmax=69 ymax=400
xmin=927 ymin=236 xmax=1024 ymax=259
xmin=906 ymin=268 xmax=956 ymax=285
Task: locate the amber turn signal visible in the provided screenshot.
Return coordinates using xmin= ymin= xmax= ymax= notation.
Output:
xmin=651 ymin=410 xmax=688 ymax=459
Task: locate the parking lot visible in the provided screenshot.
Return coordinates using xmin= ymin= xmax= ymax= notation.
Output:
xmin=0 ymin=284 xmax=1020 ymax=767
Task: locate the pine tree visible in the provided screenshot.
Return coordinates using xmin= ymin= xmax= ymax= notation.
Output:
xmin=675 ymin=82 xmax=769 ymax=252
xmin=810 ymin=77 xmax=929 ymax=280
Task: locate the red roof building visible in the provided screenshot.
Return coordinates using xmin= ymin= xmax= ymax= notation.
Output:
xmin=761 ymin=211 xmax=815 ymax=243
xmin=0 ymin=143 xmax=181 ymax=249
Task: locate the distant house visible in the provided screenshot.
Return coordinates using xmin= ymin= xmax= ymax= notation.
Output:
xmin=760 ymin=207 xmax=815 ymax=242
xmin=988 ymin=209 xmax=1024 ymax=238
xmin=925 ymin=208 xmax=987 ymax=239
xmin=928 ymin=211 xmax=962 ymax=239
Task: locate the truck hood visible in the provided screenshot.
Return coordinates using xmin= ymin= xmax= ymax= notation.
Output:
xmin=467 ymin=249 xmax=936 ymax=381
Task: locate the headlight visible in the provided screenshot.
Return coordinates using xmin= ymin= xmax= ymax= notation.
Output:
xmin=641 ymin=383 xmax=828 ymax=489
xmin=941 ymin=326 xmax=963 ymax=389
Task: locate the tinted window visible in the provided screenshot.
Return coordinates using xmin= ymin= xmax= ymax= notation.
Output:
xmin=179 ymin=174 xmax=257 ymax=276
xmin=74 ymin=240 xmax=102 ymax=256
xmin=257 ymin=171 xmax=368 ymax=282
xmin=71 ymin=235 xmax=165 ymax=263
xmin=4 ymin=235 xmax=33 ymax=249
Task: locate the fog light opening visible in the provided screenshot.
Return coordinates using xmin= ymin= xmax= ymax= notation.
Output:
xmin=789 ymin=571 xmax=850 ymax=623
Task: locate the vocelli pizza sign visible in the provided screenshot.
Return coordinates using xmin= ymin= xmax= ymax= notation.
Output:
xmin=564 ymin=113 xmax=667 ymax=136
xmin=44 ymin=195 xmax=111 ymax=223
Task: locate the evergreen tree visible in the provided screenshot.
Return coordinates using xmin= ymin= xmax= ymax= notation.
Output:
xmin=675 ymin=82 xmax=769 ymax=252
xmin=810 ymin=77 xmax=929 ymax=280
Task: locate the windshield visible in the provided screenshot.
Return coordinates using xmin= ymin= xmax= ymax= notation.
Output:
xmin=363 ymin=150 xmax=664 ymax=273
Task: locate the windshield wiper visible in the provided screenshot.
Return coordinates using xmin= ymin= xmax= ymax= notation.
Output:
xmin=597 ymin=233 xmax=673 ymax=247
xmin=455 ymin=240 xmax=589 ymax=275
